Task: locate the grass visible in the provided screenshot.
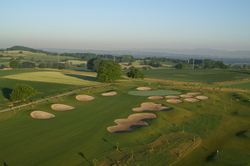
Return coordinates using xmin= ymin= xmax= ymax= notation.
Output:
xmin=1 ymin=51 xmax=74 ymax=62
xmin=0 ymin=82 xmax=249 ymax=166
xmin=2 ymin=71 xmax=100 ymax=85
xmin=141 ymin=69 xmax=250 ymax=83
xmin=0 ymin=67 xmax=250 ymax=165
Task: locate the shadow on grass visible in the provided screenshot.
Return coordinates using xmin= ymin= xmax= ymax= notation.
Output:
xmin=64 ymin=73 xmax=98 ymax=81
xmin=78 ymin=152 xmax=92 ymax=166
xmin=1 ymin=88 xmax=12 ymax=100
xmin=3 ymin=161 xmax=8 ymax=166
xmin=206 ymin=151 xmax=218 ymax=162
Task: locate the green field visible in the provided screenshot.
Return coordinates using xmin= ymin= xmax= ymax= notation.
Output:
xmin=1 ymin=51 xmax=75 ymax=62
xmin=0 ymin=68 xmax=250 ymax=165
xmin=141 ymin=69 xmax=250 ymax=83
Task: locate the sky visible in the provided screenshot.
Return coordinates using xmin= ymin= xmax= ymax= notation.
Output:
xmin=1 ymin=0 xmax=250 ymax=51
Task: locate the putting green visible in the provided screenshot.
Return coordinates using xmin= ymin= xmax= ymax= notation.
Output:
xmin=128 ymin=90 xmax=182 ymax=96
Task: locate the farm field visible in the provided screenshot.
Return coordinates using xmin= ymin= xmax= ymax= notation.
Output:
xmin=0 ymin=68 xmax=250 ymax=165
xmin=1 ymin=51 xmax=75 ymax=62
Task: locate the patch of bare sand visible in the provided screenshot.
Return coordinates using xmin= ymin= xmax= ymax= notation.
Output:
xmin=166 ymin=99 xmax=183 ymax=103
xmin=196 ymin=95 xmax=209 ymax=100
xmin=136 ymin=87 xmax=152 ymax=91
xmin=51 ymin=104 xmax=75 ymax=111
xmin=180 ymin=94 xmax=194 ymax=98
xmin=184 ymin=98 xmax=200 ymax=102
xmin=107 ymin=113 xmax=156 ymax=132
xmin=102 ymin=91 xmax=117 ymax=96
xmin=76 ymin=95 xmax=95 ymax=101
xmin=165 ymin=95 xmax=180 ymax=99
xmin=133 ymin=102 xmax=172 ymax=112
xmin=187 ymin=92 xmax=203 ymax=95
xmin=30 ymin=111 xmax=55 ymax=119
xmin=148 ymin=96 xmax=164 ymax=100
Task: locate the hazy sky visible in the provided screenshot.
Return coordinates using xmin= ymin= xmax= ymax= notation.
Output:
xmin=1 ymin=0 xmax=250 ymax=50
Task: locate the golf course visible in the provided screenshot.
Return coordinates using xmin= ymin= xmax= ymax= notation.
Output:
xmin=0 ymin=51 xmax=250 ymax=166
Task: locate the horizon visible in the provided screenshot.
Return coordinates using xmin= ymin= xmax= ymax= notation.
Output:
xmin=1 ymin=0 xmax=250 ymax=51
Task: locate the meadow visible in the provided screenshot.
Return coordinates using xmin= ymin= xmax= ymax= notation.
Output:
xmin=0 ymin=67 xmax=250 ymax=165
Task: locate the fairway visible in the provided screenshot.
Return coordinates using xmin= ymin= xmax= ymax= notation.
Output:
xmin=3 ymin=71 xmax=100 ymax=85
xmin=0 ymin=81 xmax=250 ymax=166
xmin=141 ymin=69 xmax=250 ymax=83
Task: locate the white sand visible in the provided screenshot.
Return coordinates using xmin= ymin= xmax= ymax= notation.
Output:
xmin=132 ymin=102 xmax=172 ymax=112
xmin=30 ymin=111 xmax=55 ymax=119
xmin=148 ymin=96 xmax=164 ymax=100
xmin=76 ymin=95 xmax=95 ymax=101
xmin=136 ymin=87 xmax=152 ymax=91
xmin=107 ymin=113 xmax=156 ymax=132
xmin=184 ymin=98 xmax=200 ymax=102
xmin=51 ymin=104 xmax=75 ymax=111
xmin=196 ymin=96 xmax=210 ymax=100
xmin=166 ymin=99 xmax=183 ymax=103
xmin=102 ymin=91 xmax=117 ymax=96
xmin=180 ymin=94 xmax=194 ymax=98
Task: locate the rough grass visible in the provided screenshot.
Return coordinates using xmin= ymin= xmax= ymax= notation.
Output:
xmin=3 ymin=71 xmax=100 ymax=85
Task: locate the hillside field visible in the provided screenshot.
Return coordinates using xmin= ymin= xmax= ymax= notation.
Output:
xmin=0 ymin=68 xmax=250 ymax=165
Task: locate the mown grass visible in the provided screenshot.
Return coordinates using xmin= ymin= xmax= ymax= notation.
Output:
xmin=141 ymin=69 xmax=250 ymax=83
xmin=2 ymin=71 xmax=100 ymax=85
xmin=0 ymin=82 xmax=250 ymax=166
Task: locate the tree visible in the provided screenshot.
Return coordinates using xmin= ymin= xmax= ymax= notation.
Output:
xmin=9 ymin=60 xmax=19 ymax=69
xmin=87 ymin=57 xmax=107 ymax=72
xmin=97 ymin=62 xmax=122 ymax=82
xmin=175 ymin=63 xmax=186 ymax=69
xmin=126 ymin=68 xmax=145 ymax=79
xmin=20 ymin=62 xmax=35 ymax=68
xmin=38 ymin=63 xmax=46 ymax=68
xmin=10 ymin=84 xmax=36 ymax=101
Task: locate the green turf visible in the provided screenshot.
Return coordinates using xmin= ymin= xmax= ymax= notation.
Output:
xmin=140 ymin=69 xmax=250 ymax=83
xmin=128 ymin=89 xmax=182 ymax=96
xmin=0 ymin=68 xmax=250 ymax=165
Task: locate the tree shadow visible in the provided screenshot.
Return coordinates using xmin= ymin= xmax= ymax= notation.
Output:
xmin=78 ymin=152 xmax=92 ymax=166
xmin=3 ymin=161 xmax=8 ymax=166
xmin=64 ymin=73 xmax=98 ymax=81
xmin=1 ymin=88 xmax=12 ymax=100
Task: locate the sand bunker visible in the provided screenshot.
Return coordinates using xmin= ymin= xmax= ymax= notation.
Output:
xmin=76 ymin=95 xmax=95 ymax=101
xmin=148 ymin=96 xmax=164 ymax=100
xmin=51 ymin=104 xmax=75 ymax=111
xmin=30 ymin=111 xmax=55 ymax=119
xmin=184 ymin=98 xmax=200 ymax=102
xmin=187 ymin=92 xmax=203 ymax=95
xmin=166 ymin=99 xmax=183 ymax=103
xmin=102 ymin=91 xmax=117 ymax=96
xmin=196 ymin=95 xmax=210 ymax=100
xmin=180 ymin=94 xmax=194 ymax=98
xmin=132 ymin=102 xmax=172 ymax=112
xmin=107 ymin=113 xmax=156 ymax=132
xmin=136 ymin=87 xmax=152 ymax=91
xmin=165 ymin=95 xmax=180 ymax=99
